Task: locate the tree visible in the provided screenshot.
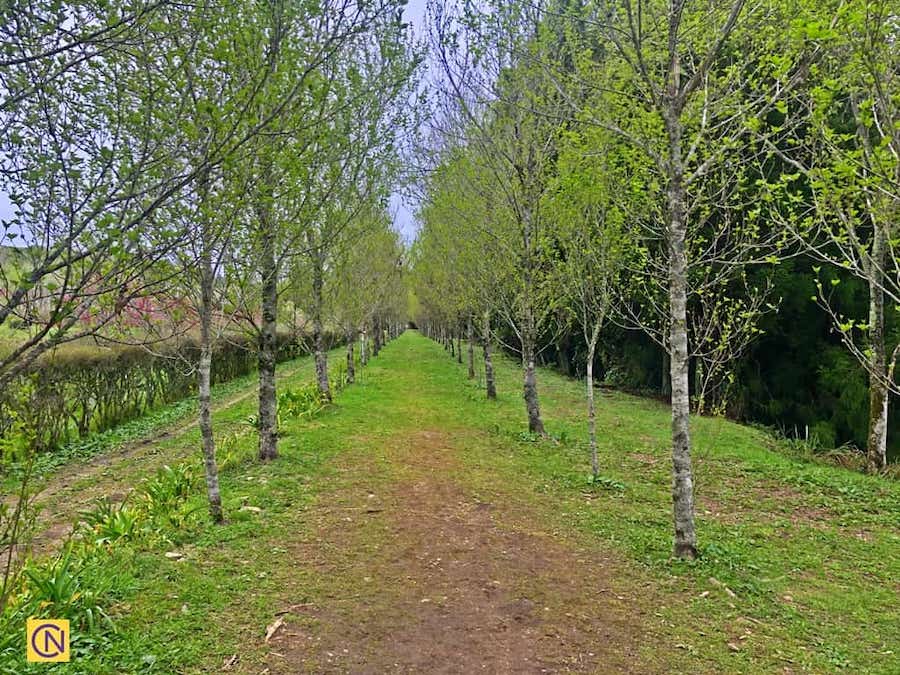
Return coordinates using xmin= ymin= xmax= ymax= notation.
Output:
xmin=430 ymin=1 xmax=568 ymax=434
xmin=0 ymin=2 xmax=195 ymax=384
xmin=545 ymin=133 xmax=631 ymax=479
xmin=206 ymin=0 xmax=410 ymax=460
xmin=163 ymin=0 xmax=291 ymax=523
xmin=412 ymin=149 xmax=510 ymax=399
xmin=767 ymin=0 xmax=899 ymax=472
xmin=554 ymin=0 xmax=804 ymax=557
xmin=0 ymin=0 xmax=307 ymax=386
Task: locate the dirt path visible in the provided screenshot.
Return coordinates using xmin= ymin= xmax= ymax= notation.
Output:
xmin=27 ymin=357 xmax=315 ymax=554
xmin=259 ymin=429 xmax=651 ymax=672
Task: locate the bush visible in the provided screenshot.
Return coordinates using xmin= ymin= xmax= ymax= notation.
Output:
xmin=0 ymin=331 xmax=335 ymax=458
xmin=276 ymin=382 xmax=329 ymax=427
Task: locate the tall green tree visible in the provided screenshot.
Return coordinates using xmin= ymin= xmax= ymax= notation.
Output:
xmin=769 ymin=0 xmax=899 ymax=472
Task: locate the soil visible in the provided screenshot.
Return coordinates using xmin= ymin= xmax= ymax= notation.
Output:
xmin=258 ymin=428 xmax=652 ymax=674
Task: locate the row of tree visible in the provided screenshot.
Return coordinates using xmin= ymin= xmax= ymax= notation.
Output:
xmin=410 ymin=0 xmax=897 ymax=559
xmin=0 ymin=0 xmax=416 ymax=529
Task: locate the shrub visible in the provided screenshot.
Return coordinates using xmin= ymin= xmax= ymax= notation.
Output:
xmin=77 ymin=498 xmax=143 ymax=546
xmin=0 ymin=331 xmax=336 ymax=458
xmin=277 ymin=383 xmax=327 ymax=426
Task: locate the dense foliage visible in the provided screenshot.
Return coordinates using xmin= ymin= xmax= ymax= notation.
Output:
xmin=411 ymin=0 xmax=898 ymax=559
xmin=0 ymin=331 xmax=332 ymax=457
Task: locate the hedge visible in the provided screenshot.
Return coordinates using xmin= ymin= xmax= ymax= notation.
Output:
xmin=0 ymin=331 xmax=336 ymax=455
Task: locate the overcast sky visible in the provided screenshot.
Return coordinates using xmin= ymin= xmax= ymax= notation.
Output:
xmin=0 ymin=185 xmax=9 ymax=227
xmin=392 ymin=0 xmax=428 ymax=244
xmin=0 ymin=0 xmax=429 ymax=245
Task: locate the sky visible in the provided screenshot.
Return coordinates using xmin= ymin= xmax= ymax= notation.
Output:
xmin=392 ymin=0 xmax=429 ymax=244
xmin=0 ymin=189 xmax=9 ymax=228
xmin=0 ymin=0 xmax=430 ymax=245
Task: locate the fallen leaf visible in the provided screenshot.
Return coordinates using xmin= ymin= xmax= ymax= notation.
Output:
xmin=265 ymin=617 xmax=285 ymax=643
xmin=709 ymin=576 xmax=737 ymax=598
xmin=222 ymin=654 xmax=238 ymax=670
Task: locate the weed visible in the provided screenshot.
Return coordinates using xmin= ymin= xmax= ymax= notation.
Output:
xmin=277 ymin=383 xmax=326 ymax=426
xmin=141 ymin=464 xmax=196 ymax=515
xmin=218 ymin=428 xmax=256 ymax=472
xmin=77 ymin=498 xmax=142 ymax=546
xmin=21 ymin=548 xmax=115 ymax=643
xmin=586 ymin=474 xmax=626 ymax=491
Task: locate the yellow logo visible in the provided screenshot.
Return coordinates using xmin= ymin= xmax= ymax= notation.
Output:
xmin=26 ymin=618 xmax=70 ymax=663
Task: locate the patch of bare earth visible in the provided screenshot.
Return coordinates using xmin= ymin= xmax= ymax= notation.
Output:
xmin=259 ymin=429 xmax=651 ymax=674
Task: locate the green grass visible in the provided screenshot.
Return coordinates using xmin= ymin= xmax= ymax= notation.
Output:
xmin=452 ymin=341 xmax=900 ymax=673
xmin=3 ymin=332 xmax=897 ymax=673
xmin=0 ymin=352 xmax=323 ymax=495
xmin=1 ymin=346 xmax=361 ymax=672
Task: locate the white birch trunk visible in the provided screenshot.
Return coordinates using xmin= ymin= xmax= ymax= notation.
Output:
xmin=586 ymin=322 xmax=601 ymax=479
xmin=483 ymin=310 xmax=497 ymax=400
xmin=467 ymin=314 xmax=476 ymax=380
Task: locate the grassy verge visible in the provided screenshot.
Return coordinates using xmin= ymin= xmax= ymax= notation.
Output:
xmin=1 ymin=351 xmax=323 ymax=495
xmin=0 ymin=347 xmax=358 ymax=673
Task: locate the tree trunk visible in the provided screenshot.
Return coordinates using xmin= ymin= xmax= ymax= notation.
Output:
xmin=851 ymin=93 xmax=892 ymax=473
xmin=523 ymin=345 xmax=545 ymax=435
xmin=456 ymin=329 xmax=462 ymax=364
xmin=373 ymin=319 xmax=382 ymax=356
xmin=587 ymin=323 xmax=601 ymax=480
xmin=257 ymin=211 xmax=278 ymax=462
xmin=198 ymin=222 xmax=223 ymax=524
xmin=557 ymin=333 xmax=572 ymax=376
xmin=521 ymin=202 xmax=546 ymax=436
xmin=522 ymin=313 xmax=546 ymax=436
xmin=666 ymin=113 xmax=698 ymax=560
xmin=346 ymin=330 xmax=356 ymax=384
xmin=450 ymin=330 xmax=455 ymax=358
xmin=467 ymin=315 xmax=475 ymax=379
xmin=693 ymin=357 xmax=705 ymax=414
xmin=661 ymin=350 xmax=671 ymax=398
xmin=361 ymin=327 xmax=368 ymax=366
xmin=483 ymin=310 xmax=497 ymax=400
xmin=312 ymin=255 xmax=331 ymax=402
xmin=866 ymin=230 xmax=888 ymax=473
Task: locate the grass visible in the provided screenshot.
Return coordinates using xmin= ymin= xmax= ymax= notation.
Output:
xmin=0 ymin=351 xmax=326 ymax=495
xmin=453 ymin=343 xmax=900 ymax=673
xmin=2 ymin=332 xmax=897 ymax=673
xmin=1 ymin=345 xmax=360 ymax=672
